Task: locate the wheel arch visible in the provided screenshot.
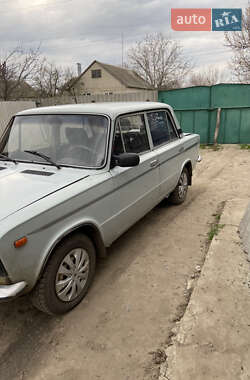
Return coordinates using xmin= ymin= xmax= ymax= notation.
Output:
xmin=38 ymin=222 xmax=106 ymax=281
xmin=182 ymin=160 xmax=192 ymax=185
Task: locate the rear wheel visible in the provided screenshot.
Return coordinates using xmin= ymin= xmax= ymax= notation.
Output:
xmin=31 ymin=234 xmax=96 ymax=315
xmin=168 ymin=167 xmax=189 ymax=205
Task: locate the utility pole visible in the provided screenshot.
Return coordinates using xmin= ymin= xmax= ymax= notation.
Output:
xmin=121 ymin=32 xmax=124 ymax=67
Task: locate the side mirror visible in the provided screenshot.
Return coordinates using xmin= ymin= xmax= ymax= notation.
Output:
xmin=112 ymin=153 xmax=140 ymax=167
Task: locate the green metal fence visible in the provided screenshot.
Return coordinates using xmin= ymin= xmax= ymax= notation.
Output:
xmin=158 ymin=84 xmax=250 ymax=144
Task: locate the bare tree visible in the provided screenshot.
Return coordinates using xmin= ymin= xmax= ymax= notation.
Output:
xmin=188 ymin=67 xmax=227 ymax=86
xmin=224 ymin=5 xmax=250 ymax=83
xmin=127 ymin=33 xmax=191 ymax=89
xmin=0 ymin=46 xmax=41 ymax=100
xmin=34 ymin=60 xmax=75 ymax=98
xmin=59 ymin=69 xmax=78 ymax=102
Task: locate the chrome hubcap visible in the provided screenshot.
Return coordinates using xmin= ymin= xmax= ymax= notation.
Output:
xmin=178 ymin=172 xmax=188 ymax=199
xmin=55 ymin=248 xmax=90 ymax=302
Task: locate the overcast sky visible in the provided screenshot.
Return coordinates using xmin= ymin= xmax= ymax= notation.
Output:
xmin=0 ymin=0 xmax=248 ymax=77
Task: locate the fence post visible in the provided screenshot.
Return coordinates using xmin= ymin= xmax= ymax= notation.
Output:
xmin=214 ymin=107 xmax=221 ymax=145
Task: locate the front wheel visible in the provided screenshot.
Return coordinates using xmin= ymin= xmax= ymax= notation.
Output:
xmin=31 ymin=234 xmax=96 ymax=315
xmin=168 ymin=167 xmax=189 ymax=205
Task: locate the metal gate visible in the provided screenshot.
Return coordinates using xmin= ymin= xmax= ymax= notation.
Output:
xmin=159 ymin=84 xmax=250 ymax=144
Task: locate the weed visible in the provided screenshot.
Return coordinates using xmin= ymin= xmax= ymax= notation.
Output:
xmin=240 ymin=144 xmax=250 ymax=150
xmin=200 ymin=144 xmax=222 ymax=151
xmin=212 ymin=144 xmax=222 ymax=151
xmin=208 ymin=223 xmax=225 ymax=240
xmin=214 ymin=213 xmax=221 ymax=222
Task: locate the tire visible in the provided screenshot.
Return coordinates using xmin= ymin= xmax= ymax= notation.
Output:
xmin=31 ymin=233 xmax=96 ymax=315
xmin=168 ymin=167 xmax=189 ymax=205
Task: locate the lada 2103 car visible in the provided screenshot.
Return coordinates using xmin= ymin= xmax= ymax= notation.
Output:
xmin=0 ymin=102 xmax=200 ymax=315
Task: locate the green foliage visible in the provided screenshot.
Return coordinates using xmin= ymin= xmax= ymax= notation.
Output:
xmin=208 ymin=223 xmax=225 ymax=241
xmin=200 ymin=144 xmax=222 ymax=151
xmin=240 ymin=144 xmax=250 ymax=150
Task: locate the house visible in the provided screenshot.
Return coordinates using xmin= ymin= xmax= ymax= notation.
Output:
xmin=67 ymin=60 xmax=152 ymax=96
xmin=0 ymin=80 xmax=38 ymax=101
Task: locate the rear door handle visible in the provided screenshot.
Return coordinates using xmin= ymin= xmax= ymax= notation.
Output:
xmin=150 ymin=159 xmax=159 ymax=168
xmin=179 ymin=146 xmax=184 ymax=153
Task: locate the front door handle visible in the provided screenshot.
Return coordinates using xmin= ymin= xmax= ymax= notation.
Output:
xmin=150 ymin=159 xmax=159 ymax=168
xmin=179 ymin=146 xmax=184 ymax=153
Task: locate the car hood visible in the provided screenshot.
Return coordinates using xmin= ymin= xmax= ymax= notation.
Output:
xmin=0 ymin=164 xmax=90 ymax=222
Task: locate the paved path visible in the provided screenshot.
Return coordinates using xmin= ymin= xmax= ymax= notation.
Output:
xmin=160 ymin=199 xmax=250 ymax=380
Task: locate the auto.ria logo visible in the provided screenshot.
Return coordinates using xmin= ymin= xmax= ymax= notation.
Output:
xmin=171 ymin=8 xmax=242 ymax=31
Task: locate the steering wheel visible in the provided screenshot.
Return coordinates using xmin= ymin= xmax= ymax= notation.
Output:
xmin=61 ymin=145 xmax=95 ymax=165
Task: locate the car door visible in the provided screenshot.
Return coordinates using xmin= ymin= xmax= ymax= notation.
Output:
xmin=146 ymin=109 xmax=182 ymax=198
xmin=106 ymin=112 xmax=160 ymax=242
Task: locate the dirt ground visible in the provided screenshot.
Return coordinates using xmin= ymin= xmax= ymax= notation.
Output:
xmin=0 ymin=145 xmax=249 ymax=380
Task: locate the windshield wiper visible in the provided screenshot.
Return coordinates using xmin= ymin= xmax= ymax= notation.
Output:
xmin=24 ymin=150 xmax=61 ymax=170
xmin=0 ymin=153 xmax=17 ymax=164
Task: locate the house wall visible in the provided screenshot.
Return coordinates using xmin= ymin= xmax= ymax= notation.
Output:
xmin=73 ymin=62 xmax=146 ymax=95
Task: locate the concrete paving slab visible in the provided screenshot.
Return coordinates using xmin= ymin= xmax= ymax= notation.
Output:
xmin=160 ymin=199 xmax=250 ymax=380
xmin=239 ymin=202 xmax=250 ymax=262
xmin=220 ymin=199 xmax=249 ymax=226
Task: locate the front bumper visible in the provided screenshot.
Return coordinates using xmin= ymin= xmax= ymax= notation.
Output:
xmin=0 ymin=281 xmax=27 ymax=301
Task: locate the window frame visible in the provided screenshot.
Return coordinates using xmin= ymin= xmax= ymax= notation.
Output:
xmin=165 ymin=111 xmax=179 ymax=142
xmin=1 ymin=113 xmax=111 ymax=170
xmin=91 ymin=69 xmax=102 ymax=78
xmin=113 ymin=112 xmax=151 ymax=156
xmin=145 ymin=109 xmax=180 ymax=150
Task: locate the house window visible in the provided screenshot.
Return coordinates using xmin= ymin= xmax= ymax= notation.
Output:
xmin=91 ymin=69 xmax=102 ymax=78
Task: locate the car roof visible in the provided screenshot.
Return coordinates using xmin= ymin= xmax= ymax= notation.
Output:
xmin=16 ymin=102 xmax=173 ymax=119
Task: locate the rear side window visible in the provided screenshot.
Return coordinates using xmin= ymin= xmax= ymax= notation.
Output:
xmin=147 ymin=111 xmax=178 ymax=147
xmin=113 ymin=114 xmax=150 ymax=154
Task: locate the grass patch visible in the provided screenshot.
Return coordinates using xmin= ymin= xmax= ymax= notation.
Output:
xmin=215 ymin=213 xmax=221 ymax=222
xmin=200 ymin=144 xmax=222 ymax=151
xmin=211 ymin=144 xmax=222 ymax=151
xmin=240 ymin=144 xmax=250 ymax=150
xmin=208 ymin=223 xmax=225 ymax=240
xmin=200 ymin=144 xmax=207 ymax=149
xmin=208 ymin=209 xmax=225 ymax=241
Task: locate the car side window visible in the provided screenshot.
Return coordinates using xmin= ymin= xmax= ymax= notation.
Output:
xmin=147 ymin=110 xmax=178 ymax=147
xmin=147 ymin=111 xmax=170 ymax=147
xmin=114 ymin=114 xmax=150 ymax=154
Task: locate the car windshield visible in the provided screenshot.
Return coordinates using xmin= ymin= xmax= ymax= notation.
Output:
xmin=0 ymin=114 xmax=109 ymax=168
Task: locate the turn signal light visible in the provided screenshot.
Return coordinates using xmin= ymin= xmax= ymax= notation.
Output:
xmin=14 ymin=237 xmax=28 ymax=248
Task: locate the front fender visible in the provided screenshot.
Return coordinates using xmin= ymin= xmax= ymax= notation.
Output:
xmin=38 ymin=219 xmax=106 ymax=282
xmin=0 ymin=215 xmax=104 ymax=291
